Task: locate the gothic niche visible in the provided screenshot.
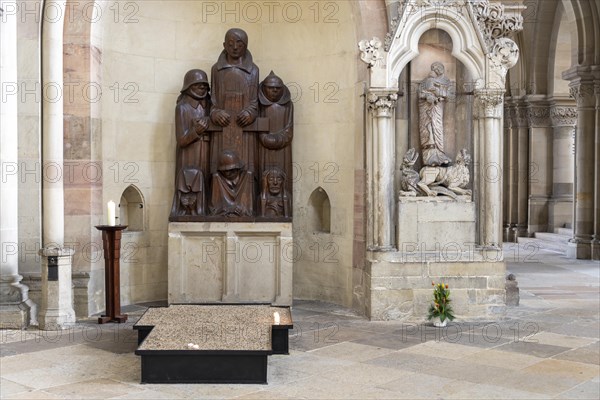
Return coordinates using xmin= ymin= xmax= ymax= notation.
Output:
xmin=169 ymin=28 xmax=293 ymax=222
xmin=398 ymin=30 xmax=473 ymax=201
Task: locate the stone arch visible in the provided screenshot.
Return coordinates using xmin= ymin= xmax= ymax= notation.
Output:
xmin=308 ymin=187 xmax=331 ymax=233
xmin=387 ymin=7 xmax=485 ymax=88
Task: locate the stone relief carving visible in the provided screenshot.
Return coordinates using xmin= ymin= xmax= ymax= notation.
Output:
xmin=488 ymin=37 xmax=519 ymax=77
xmin=472 ymin=0 xmax=523 ymax=47
xmin=398 ymin=148 xmax=421 ymax=197
xmin=527 ymin=106 xmax=552 ymax=127
xmin=169 ymin=28 xmax=293 ymax=222
xmin=477 ymin=91 xmax=504 ymax=119
xmin=358 ymin=37 xmax=384 ymax=67
xmin=550 ymin=106 xmax=577 ymax=126
xmin=367 ymin=92 xmax=398 ymax=117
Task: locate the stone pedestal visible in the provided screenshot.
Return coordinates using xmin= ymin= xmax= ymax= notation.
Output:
xmin=168 ymin=222 xmax=292 ymax=305
xmin=38 ymin=247 xmax=76 ymax=329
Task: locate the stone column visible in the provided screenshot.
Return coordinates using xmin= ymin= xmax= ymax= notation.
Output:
xmin=475 ymin=90 xmax=504 ymax=249
xmin=526 ymin=99 xmax=553 ymax=234
xmin=505 ymin=103 xmax=519 ymax=241
xmin=0 ymin=0 xmax=37 ymax=328
xmin=367 ymin=91 xmax=398 ymax=251
xmin=502 ymin=102 xmax=512 ymax=241
xmin=515 ymin=102 xmax=530 ymax=237
xmin=566 ymin=79 xmax=595 ymax=259
xmin=549 ymin=104 xmax=576 ymax=232
xmin=593 ymin=82 xmax=600 ymax=260
xmin=38 ymin=0 xmax=76 ymax=328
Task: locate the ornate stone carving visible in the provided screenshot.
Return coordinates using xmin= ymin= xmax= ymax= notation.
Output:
xmin=527 ymin=106 xmax=551 ymax=127
xmin=476 ymin=91 xmax=504 ymax=119
xmin=473 ymin=0 xmax=523 ymax=48
xmin=367 ymin=92 xmax=398 ymax=117
xmin=358 ymin=37 xmax=384 ymax=67
xmin=488 ymin=38 xmax=519 ymax=76
xmin=550 ymin=106 xmax=577 ymax=126
xmin=569 ymin=82 xmax=596 ymax=106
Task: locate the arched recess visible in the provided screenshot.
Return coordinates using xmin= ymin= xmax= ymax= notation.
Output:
xmin=308 ymin=187 xmax=331 ymax=233
xmin=387 ymin=7 xmax=485 ymax=88
xmin=119 ymin=185 xmax=145 ymax=231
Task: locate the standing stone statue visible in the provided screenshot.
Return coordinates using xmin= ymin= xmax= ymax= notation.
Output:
xmin=258 ymin=71 xmax=293 ymax=205
xmin=418 ymin=62 xmax=452 ymax=167
xmin=209 ymin=28 xmax=260 ymax=176
xmin=170 ymin=69 xmax=211 ymax=217
xmin=209 ymin=150 xmax=254 ymax=217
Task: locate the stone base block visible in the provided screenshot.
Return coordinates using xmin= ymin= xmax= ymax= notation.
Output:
xmin=0 ymin=305 xmax=28 ymax=329
xmin=168 ymin=222 xmax=293 ymax=305
xmin=365 ymin=253 xmax=506 ymax=321
xmin=592 ymin=241 xmax=600 ymax=261
xmin=566 ymin=241 xmax=592 ymax=259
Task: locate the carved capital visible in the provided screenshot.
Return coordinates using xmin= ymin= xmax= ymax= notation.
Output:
xmin=515 ymin=105 xmax=529 ymax=127
xmin=569 ymin=82 xmax=596 ymax=108
xmin=358 ymin=37 xmax=384 ymax=68
xmin=527 ymin=106 xmax=551 ymax=127
xmin=476 ymin=90 xmax=504 ymax=119
xmin=367 ymin=92 xmax=398 ymax=117
xmin=550 ymin=106 xmax=577 ymax=127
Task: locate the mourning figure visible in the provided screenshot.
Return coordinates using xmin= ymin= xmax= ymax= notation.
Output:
xmin=170 ymin=69 xmax=211 ymax=217
xmin=418 ymin=62 xmax=452 ymax=167
xmin=209 ymin=150 xmax=254 ymax=217
xmin=258 ymin=71 xmax=293 ymax=203
xmin=259 ymin=167 xmax=291 ymax=218
xmin=210 ymin=28 xmax=260 ymax=175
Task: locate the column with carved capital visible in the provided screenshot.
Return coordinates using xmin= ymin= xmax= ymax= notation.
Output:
xmin=366 ymin=91 xmax=398 ymax=251
xmin=475 ymin=90 xmax=505 ymax=249
xmin=526 ymin=99 xmax=553 ymax=235
xmin=565 ymin=80 xmax=595 ymax=259
xmin=548 ymin=104 xmax=576 ymax=232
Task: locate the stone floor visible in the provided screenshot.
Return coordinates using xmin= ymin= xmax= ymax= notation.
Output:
xmin=1 ymin=243 xmax=598 ymax=399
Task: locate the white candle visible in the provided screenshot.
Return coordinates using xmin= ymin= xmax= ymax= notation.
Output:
xmin=274 ymin=311 xmax=280 ymax=325
xmin=107 ymin=200 xmax=116 ymax=226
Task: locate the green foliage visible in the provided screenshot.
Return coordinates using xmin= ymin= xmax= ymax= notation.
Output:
xmin=427 ymin=282 xmax=455 ymax=322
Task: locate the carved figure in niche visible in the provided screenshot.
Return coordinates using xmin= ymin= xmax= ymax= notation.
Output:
xmin=209 ymin=150 xmax=254 ymax=217
xmin=258 ymin=71 xmax=293 ymax=201
xmin=259 ymin=167 xmax=291 ymax=218
xmin=210 ymin=28 xmax=260 ymax=175
xmin=398 ymin=148 xmax=421 ymax=197
xmin=418 ymin=62 xmax=452 ymax=167
xmin=418 ymin=148 xmax=472 ymax=199
xmin=170 ymin=69 xmax=211 ymax=217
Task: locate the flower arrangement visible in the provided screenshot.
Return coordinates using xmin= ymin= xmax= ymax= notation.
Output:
xmin=427 ymin=281 xmax=455 ymax=324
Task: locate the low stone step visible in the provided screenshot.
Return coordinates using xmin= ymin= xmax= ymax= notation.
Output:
xmin=555 ymin=227 xmax=573 ymax=237
xmin=534 ymin=232 xmax=571 ymax=243
xmin=517 ymin=237 xmax=568 ymax=254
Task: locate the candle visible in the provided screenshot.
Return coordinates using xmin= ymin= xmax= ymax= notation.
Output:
xmin=274 ymin=311 xmax=280 ymax=325
xmin=107 ymin=200 xmax=116 ymax=226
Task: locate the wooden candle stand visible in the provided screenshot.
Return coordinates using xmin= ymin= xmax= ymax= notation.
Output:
xmin=95 ymin=225 xmax=128 ymax=324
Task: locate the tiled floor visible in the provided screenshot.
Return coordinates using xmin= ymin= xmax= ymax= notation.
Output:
xmin=1 ymin=243 xmax=598 ymax=399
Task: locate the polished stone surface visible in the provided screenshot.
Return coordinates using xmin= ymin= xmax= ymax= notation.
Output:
xmin=1 ymin=244 xmax=598 ymax=399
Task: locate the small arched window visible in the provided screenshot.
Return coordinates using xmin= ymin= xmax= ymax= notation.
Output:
xmin=308 ymin=187 xmax=331 ymax=233
xmin=119 ymin=185 xmax=145 ymax=231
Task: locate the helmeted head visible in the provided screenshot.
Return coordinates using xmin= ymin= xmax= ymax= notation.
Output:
xmin=262 ymin=71 xmax=284 ymax=103
xmin=217 ymin=150 xmax=244 ymax=180
xmin=181 ymin=69 xmax=209 ymax=92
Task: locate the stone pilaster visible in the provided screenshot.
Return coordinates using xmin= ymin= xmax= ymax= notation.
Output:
xmin=526 ymin=100 xmax=553 ymax=234
xmin=38 ymin=248 xmax=76 ymax=329
xmin=514 ymin=102 xmax=530 ymax=238
xmin=549 ymin=103 xmax=576 ymax=232
xmin=565 ymin=78 xmax=595 ymax=259
xmin=366 ymin=91 xmax=398 ymax=251
xmin=593 ymin=82 xmax=600 ymax=260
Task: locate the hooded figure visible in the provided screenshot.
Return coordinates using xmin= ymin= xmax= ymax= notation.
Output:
xmin=170 ymin=69 xmax=211 ymax=217
xmin=209 ymin=28 xmax=260 ymax=176
xmin=209 ymin=150 xmax=254 ymax=217
xmin=258 ymin=71 xmax=293 ymax=213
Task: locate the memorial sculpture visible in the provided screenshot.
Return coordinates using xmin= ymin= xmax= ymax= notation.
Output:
xmin=169 ymin=28 xmax=293 ymax=221
xmin=399 ymin=62 xmax=472 ymax=200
